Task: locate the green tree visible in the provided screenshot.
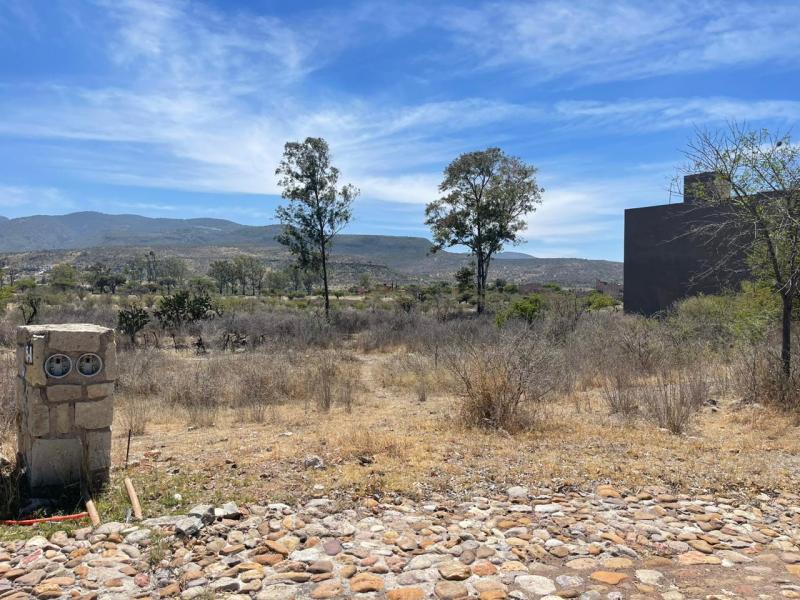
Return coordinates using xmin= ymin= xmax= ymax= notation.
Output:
xmin=188 ymin=276 xmax=216 ymax=295
xmin=125 ymin=255 xmax=148 ymax=284
xmin=265 ymin=268 xmax=291 ymax=294
xmin=425 ymin=148 xmax=543 ymax=314
xmin=208 ymin=260 xmax=236 ymax=294
xmin=20 ymin=291 xmax=43 ymax=324
xmin=584 ymin=291 xmax=619 ymax=311
xmin=233 ymin=255 xmax=266 ymax=296
xmin=6 ymin=266 xmax=18 ymax=286
xmin=87 ymin=263 xmax=126 ymax=293
xmin=154 ymin=291 xmax=219 ymax=329
xmin=157 ymin=257 xmax=187 ymax=288
xmin=118 ymin=305 xmax=150 ymax=345
xmin=683 ymin=124 xmax=800 ymax=379
xmin=15 ymin=277 xmax=36 ymax=291
xmin=455 ymin=264 xmax=475 ymax=294
xmin=275 ymin=137 xmax=358 ymax=320
xmin=496 ymin=294 xmax=546 ymax=326
xmin=49 ymin=263 xmax=78 ymax=291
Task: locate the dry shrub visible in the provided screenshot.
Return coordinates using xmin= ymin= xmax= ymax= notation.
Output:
xmin=614 ymin=315 xmax=666 ymax=374
xmin=376 ymin=353 xmax=450 ymax=402
xmin=0 ymin=319 xmax=16 ymax=349
xmin=445 ymin=328 xmax=562 ymax=432
xmin=311 ymin=352 xmax=337 ymax=412
xmin=405 ymin=354 xmax=431 ymax=402
xmin=116 ymin=348 xmax=164 ymax=398
xmin=165 ymin=361 xmax=220 ymax=428
xmin=600 ymin=363 xmax=639 ymax=417
xmin=307 ymin=351 xmax=360 ymax=412
xmin=0 ymin=353 xmax=20 ymax=517
xmin=120 ymin=396 xmax=151 ymax=436
xmin=0 ymin=352 xmax=15 ymax=459
xmin=564 ymin=312 xmax=667 ymax=390
xmin=115 ymin=348 xmax=173 ymax=435
xmin=334 ymin=427 xmax=405 ymax=462
xmin=640 ymin=369 xmax=708 ymax=434
xmin=234 ymin=361 xmax=276 ymax=423
xmin=219 ymin=353 xmax=296 ymax=423
xmin=731 ymin=337 xmax=800 ymax=411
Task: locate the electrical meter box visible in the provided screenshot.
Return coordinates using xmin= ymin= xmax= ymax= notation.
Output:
xmin=16 ymin=324 xmax=117 ymax=494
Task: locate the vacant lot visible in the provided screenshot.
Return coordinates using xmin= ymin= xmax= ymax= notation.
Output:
xmin=39 ymin=345 xmax=798 ymax=523
xmin=1 ymin=302 xmax=799 ymax=599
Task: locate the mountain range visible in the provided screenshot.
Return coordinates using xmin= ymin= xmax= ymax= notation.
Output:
xmin=0 ymin=212 xmax=622 ymax=286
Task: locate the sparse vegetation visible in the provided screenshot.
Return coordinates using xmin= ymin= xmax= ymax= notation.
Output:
xmin=0 ymin=232 xmax=798 ymax=525
xmin=445 ymin=326 xmax=562 ymax=431
xmin=117 ymin=304 xmax=150 ymax=345
xmin=425 ymin=147 xmax=543 ymax=314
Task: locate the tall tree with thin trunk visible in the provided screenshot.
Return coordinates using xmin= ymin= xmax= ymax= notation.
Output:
xmin=425 ymin=147 xmax=543 ymax=314
xmin=275 ymin=137 xmax=358 ymax=320
xmin=682 ymin=123 xmax=800 ymax=380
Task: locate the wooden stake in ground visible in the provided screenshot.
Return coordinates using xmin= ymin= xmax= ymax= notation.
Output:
xmin=124 ymin=477 xmax=143 ymax=520
xmin=125 ymin=428 xmax=132 ymax=469
xmin=85 ymin=499 xmax=100 ymax=527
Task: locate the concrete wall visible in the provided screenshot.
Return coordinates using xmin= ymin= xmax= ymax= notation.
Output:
xmin=623 ymin=202 xmax=748 ymax=315
xmin=16 ymin=324 xmax=116 ymax=495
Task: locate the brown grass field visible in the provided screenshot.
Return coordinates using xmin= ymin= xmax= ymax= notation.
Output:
xmin=94 ymin=350 xmax=800 ymax=519
xmin=1 ymin=317 xmax=799 ymax=543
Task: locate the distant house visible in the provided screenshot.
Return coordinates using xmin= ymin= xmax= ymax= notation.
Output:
xmin=517 ymin=282 xmax=547 ymax=295
xmin=623 ymin=172 xmax=750 ymax=315
xmin=595 ymin=279 xmax=623 ymax=299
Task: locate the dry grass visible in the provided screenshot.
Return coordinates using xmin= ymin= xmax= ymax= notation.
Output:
xmin=1 ymin=333 xmax=799 ymax=525
xmin=374 ymin=352 xmax=451 ymax=402
xmin=82 ymin=350 xmax=800 ymax=511
xmin=445 ymin=331 xmax=562 ymax=431
xmin=0 ymin=351 xmax=15 ymax=462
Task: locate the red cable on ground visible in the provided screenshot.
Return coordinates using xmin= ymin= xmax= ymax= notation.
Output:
xmin=0 ymin=512 xmax=89 ymax=526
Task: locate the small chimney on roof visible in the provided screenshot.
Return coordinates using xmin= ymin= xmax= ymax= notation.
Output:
xmin=684 ymin=172 xmax=731 ymax=204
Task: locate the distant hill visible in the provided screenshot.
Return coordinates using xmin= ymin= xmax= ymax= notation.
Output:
xmin=0 ymin=211 xmax=621 ymax=287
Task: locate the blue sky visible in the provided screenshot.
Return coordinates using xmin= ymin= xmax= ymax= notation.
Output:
xmin=1 ymin=1 xmax=799 ymax=261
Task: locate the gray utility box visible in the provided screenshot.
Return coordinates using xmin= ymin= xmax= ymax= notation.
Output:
xmin=16 ymin=324 xmax=117 ymax=495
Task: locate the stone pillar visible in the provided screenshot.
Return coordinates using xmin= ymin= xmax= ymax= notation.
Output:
xmin=16 ymin=324 xmax=117 ymax=495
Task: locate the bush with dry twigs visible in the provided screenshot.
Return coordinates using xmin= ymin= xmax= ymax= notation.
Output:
xmin=0 ymin=353 xmax=14 ymax=459
xmin=165 ymin=362 xmax=220 ymax=428
xmin=639 ymin=368 xmax=709 ymax=434
xmin=445 ymin=326 xmax=563 ymax=432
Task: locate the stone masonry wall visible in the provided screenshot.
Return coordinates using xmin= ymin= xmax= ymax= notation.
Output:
xmin=16 ymin=324 xmax=117 ymax=495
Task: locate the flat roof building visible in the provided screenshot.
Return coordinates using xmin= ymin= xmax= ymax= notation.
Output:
xmin=623 ymin=173 xmax=749 ymax=315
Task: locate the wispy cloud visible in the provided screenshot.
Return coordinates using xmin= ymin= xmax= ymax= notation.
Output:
xmin=1 ymin=0 xmax=799 ymax=260
xmin=555 ymin=98 xmax=800 ymax=132
xmin=521 ymin=168 xmax=673 ymax=256
xmin=0 ymin=184 xmax=73 ymax=211
xmin=441 ymin=1 xmax=800 ymax=84
xmin=4 ymin=85 xmax=795 ymax=202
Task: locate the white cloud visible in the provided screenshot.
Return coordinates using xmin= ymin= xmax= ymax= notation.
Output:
xmin=2 ymin=0 xmax=799 ymax=226
xmin=441 ymin=1 xmax=800 ymax=83
xmin=0 ymin=185 xmax=74 ymax=211
xmin=522 ymin=169 xmax=672 ymax=247
xmin=354 ymin=173 xmax=440 ymax=205
xmin=555 ymin=98 xmax=800 ymax=131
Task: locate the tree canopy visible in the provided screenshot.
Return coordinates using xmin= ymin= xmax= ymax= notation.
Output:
xmin=425 ymin=147 xmax=542 ymax=314
xmin=275 ymin=137 xmax=358 ymax=319
xmin=682 ymin=123 xmax=800 ymax=382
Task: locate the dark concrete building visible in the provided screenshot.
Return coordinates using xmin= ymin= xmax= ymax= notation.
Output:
xmin=623 ymin=173 xmax=749 ymax=315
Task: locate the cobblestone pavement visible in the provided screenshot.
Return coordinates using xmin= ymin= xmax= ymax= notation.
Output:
xmin=1 ymin=485 xmax=800 ymax=599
